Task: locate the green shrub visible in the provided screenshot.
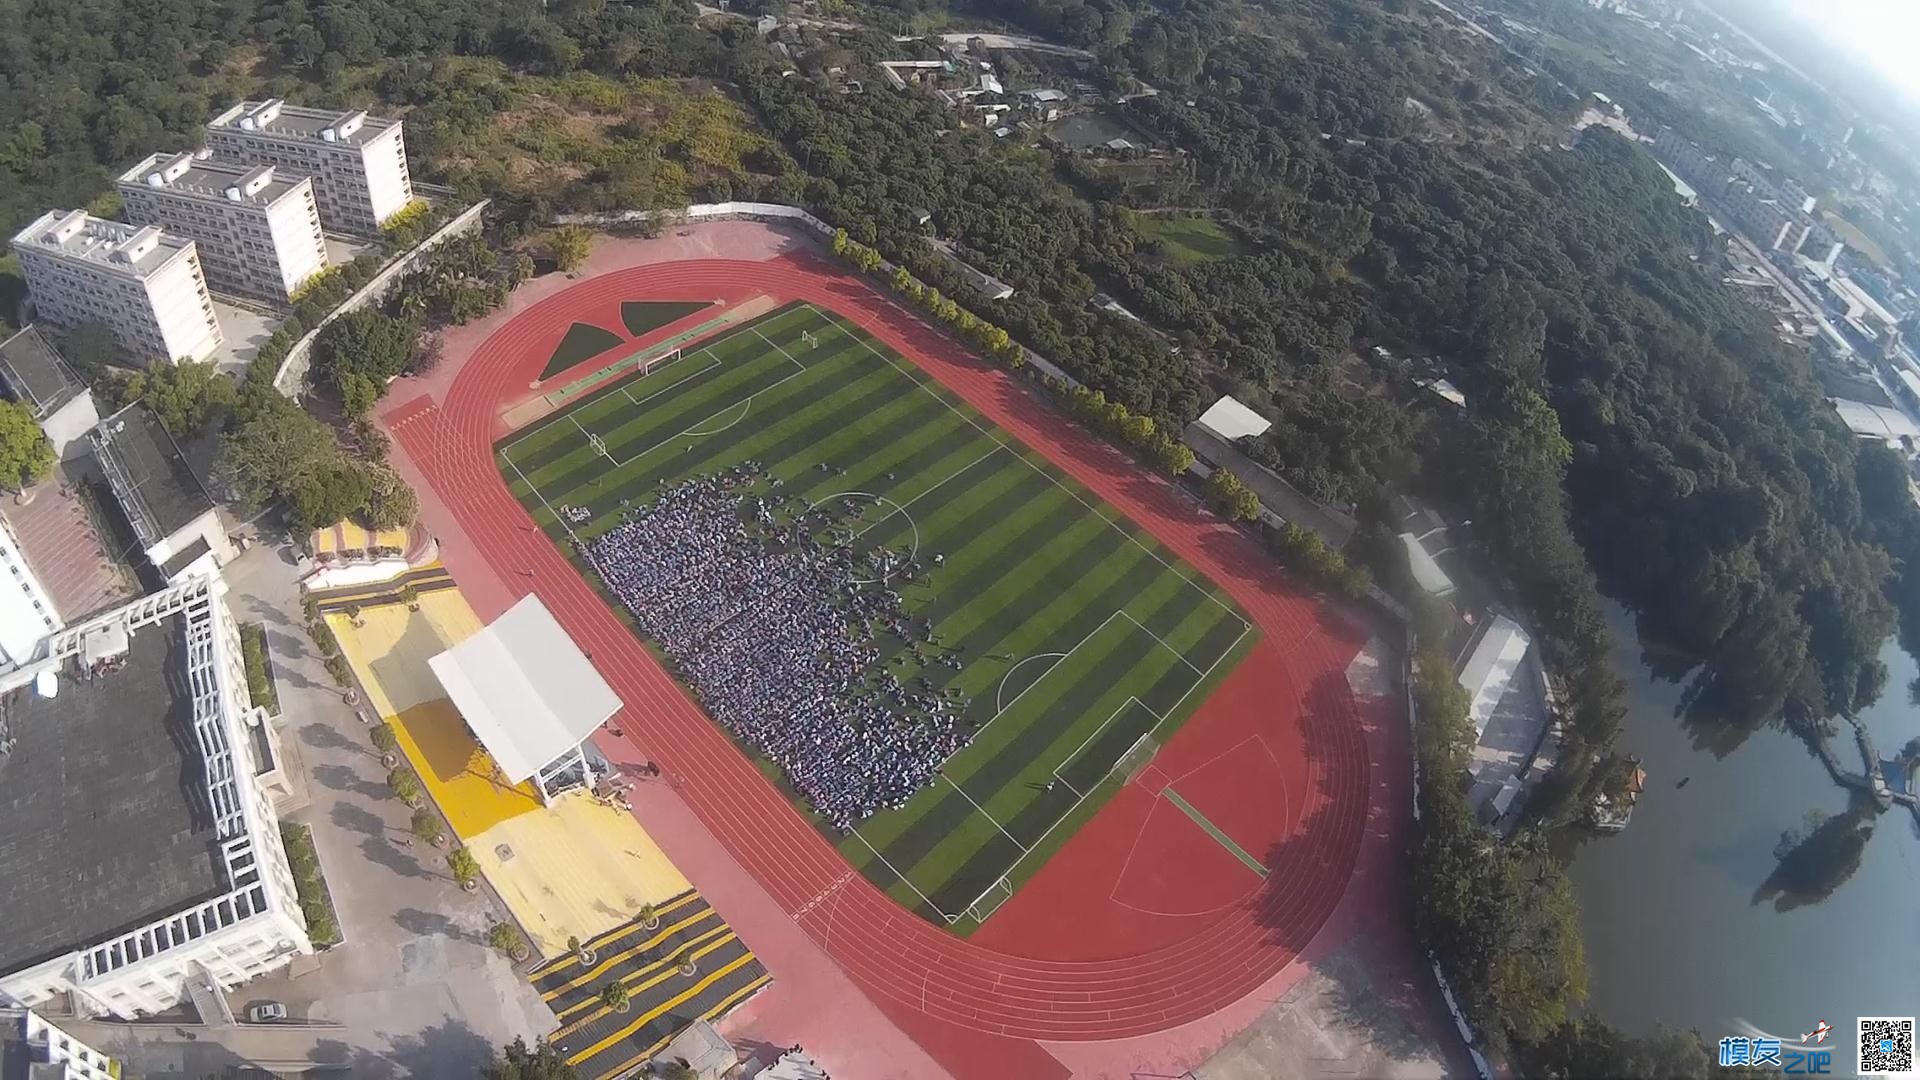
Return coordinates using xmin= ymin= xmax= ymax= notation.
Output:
xmin=280 ymin=823 xmax=343 ymax=946
xmin=239 ymin=622 xmax=279 ymax=712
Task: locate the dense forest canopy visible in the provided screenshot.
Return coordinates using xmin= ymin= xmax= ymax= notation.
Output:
xmin=5 ymin=0 xmax=1916 ymax=756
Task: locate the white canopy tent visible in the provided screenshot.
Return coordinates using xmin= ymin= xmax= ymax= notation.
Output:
xmin=428 ymin=594 xmax=622 ymax=800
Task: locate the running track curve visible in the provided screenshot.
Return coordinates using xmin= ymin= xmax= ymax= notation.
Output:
xmin=393 ymin=255 xmax=1374 ymax=1043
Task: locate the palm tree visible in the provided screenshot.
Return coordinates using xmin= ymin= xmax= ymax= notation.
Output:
xmin=343 ymin=602 xmax=364 ymax=627
xmin=599 ymin=981 xmax=631 ymax=1014
xmin=675 ymin=947 xmax=697 ymax=978
xmin=399 ymin=583 xmax=421 ymax=611
xmin=568 ymin=935 xmax=595 ymax=967
xmin=638 ymin=902 xmax=660 ymax=931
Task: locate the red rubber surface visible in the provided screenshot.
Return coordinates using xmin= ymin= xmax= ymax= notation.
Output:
xmin=382 ymin=254 xmax=1376 ymax=1051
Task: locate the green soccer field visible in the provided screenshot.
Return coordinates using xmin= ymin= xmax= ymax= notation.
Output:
xmin=498 ymin=301 xmax=1256 ymax=930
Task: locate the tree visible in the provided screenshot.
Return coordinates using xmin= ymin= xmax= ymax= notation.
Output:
xmin=486 ymin=1038 xmax=575 ymax=1080
xmin=547 ymin=226 xmax=592 ymax=273
xmin=362 ymin=463 xmax=420 ymax=530
xmin=1204 ymin=468 xmax=1260 ymax=521
xmin=638 ymin=902 xmax=659 ymax=930
xmin=370 ymin=721 xmax=399 ymax=765
xmin=488 ymin=922 xmax=531 ymax=961
xmin=410 ymin=807 xmax=446 ymax=846
xmin=117 ymin=360 xmax=236 ymax=434
xmin=599 ymin=981 xmax=631 ymax=1013
xmin=0 ymin=400 xmax=52 ymax=491
xmin=219 ymin=398 xmax=362 ymax=529
xmin=388 ymin=766 xmax=423 ymax=807
xmin=448 ymin=845 xmax=481 ymax=891
xmin=315 ymin=309 xmax=418 ymax=413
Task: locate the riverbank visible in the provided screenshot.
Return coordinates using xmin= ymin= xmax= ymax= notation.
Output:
xmin=1566 ymin=603 xmax=1920 ymax=1036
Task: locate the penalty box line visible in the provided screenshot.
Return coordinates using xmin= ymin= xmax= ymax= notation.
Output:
xmin=508 ymin=340 xmax=814 ymax=487
xmin=954 ymin=613 xmax=1241 ymax=919
xmin=499 ymin=304 xmax=819 ymax=458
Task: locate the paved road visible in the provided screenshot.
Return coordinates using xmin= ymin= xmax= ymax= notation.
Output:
xmin=76 ymin=538 xmax=554 ymax=1078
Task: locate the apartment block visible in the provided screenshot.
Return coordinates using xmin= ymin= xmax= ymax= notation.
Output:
xmin=118 ymin=150 xmax=329 ymax=302
xmin=11 ymin=210 xmax=222 ymax=365
xmin=205 ymin=99 xmax=413 ymax=235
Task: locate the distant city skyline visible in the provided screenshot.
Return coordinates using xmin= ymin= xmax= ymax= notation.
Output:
xmin=1771 ymin=1 xmax=1920 ymax=114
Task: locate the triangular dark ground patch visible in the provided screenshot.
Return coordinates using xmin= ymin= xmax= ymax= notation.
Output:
xmin=620 ymin=300 xmax=711 ymax=339
xmin=540 ymin=321 xmax=625 ymax=381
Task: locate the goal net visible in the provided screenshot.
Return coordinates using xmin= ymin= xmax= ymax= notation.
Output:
xmin=639 ymin=347 xmax=682 ymax=377
xmin=964 ymin=876 xmax=1014 ymax=924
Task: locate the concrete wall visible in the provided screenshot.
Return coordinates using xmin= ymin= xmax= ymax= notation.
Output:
xmin=272 ymin=199 xmax=490 ymax=397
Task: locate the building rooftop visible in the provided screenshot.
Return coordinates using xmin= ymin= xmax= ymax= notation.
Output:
xmin=208 ymin=99 xmax=399 ymax=148
xmin=0 ymin=327 xmax=83 ymax=420
xmin=90 ymin=404 xmax=217 ymax=549
xmin=10 ymin=210 xmax=193 ymax=280
xmin=119 ymin=151 xmax=309 ymax=209
xmin=0 ymin=617 xmax=223 ymax=974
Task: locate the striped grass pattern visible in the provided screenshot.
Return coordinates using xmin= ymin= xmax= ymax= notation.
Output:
xmin=499 ymin=302 xmax=1257 ymax=932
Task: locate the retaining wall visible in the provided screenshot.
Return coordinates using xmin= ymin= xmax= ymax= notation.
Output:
xmin=273 ymin=200 xmax=491 ymax=397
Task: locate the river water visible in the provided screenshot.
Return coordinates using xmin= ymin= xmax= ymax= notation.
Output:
xmin=1568 ymin=604 xmax=1920 ymax=1038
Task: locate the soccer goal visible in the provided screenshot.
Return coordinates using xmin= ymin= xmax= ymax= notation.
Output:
xmin=1053 ymin=698 xmax=1163 ymax=797
xmin=638 ymin=347 xmax=683 ymax=377
xmin=964 ymin=875 xmax=1014 ymax=924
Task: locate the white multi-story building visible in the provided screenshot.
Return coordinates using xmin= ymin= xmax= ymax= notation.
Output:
xmin=0 ymin=575 xmax=311 ymax=1019
xmin=1 ymin=993 xmax=119 ymax=1080
xmin=205 ymin=99 xmax=414 ymax=235
xmin=118 ymin=150 xmax=329 ymax=302
xmin=10 ymin=210 xmax=223 ymax=365
xmin=0 ymin=512 xmax=62 ymax=668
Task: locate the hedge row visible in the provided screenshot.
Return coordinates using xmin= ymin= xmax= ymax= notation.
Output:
xmin=282 ymin=822 xmax=342 ymax=946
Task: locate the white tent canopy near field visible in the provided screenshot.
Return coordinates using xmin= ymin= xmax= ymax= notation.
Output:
xmin=428 ymin=594 xmax=622 ymax=800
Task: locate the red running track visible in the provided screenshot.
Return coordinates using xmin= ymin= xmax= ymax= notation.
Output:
xmin=385 ymin=254 xmax=1374 ymax=1045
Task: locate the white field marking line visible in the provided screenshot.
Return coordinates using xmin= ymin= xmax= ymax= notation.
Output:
xmin=748 ymin=325 xmax=816 ymax=379
xmin=958 ymin=617 xmax=1253 ymax=918
xmin=1118 ymin=609 xmax=1206 ymax=677
xmin=504 ymin=452 xmax=583 ymax=548
xmin=1051 ymin=694 xmax=1166 ymax=798
xmin=501 ymin=351 xmax=719 ymax=456
xmin=681 ymin=396 xmax=752 ymax=437
xmin=811 ymin=490 xmax=919 ymax=582
xmin=846 ymin=829 xmax=957 ymax=923
xmin=965 ymin=876 xmax=1014 ymax=923
xmin=587 ymin=360 xmax=814 ymax=473
xmin=498 ymin=311 xmax=810 ymax=456
xmin=938 ymin=610 xmax=1124 ymax=774
xmin=851 ymin=444 xmax=1008 ymax=542
xmin=831 ymin=317 xmax=1250 ymax=633
xmin=941 ymin=771 xmax=1030 ymax=853
xmin=995 ymin=652 xmax=1067 ymax=713
xmin=621 ymin=353 xmax=719 ymax=409
xmin=570 ymin=416 xmax=616 ymax=465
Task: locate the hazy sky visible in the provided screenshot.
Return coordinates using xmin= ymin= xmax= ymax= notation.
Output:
xmin=1784 ymin=0 xmax=1920 ymax=102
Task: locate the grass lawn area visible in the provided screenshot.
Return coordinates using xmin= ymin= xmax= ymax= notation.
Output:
xmin=499 ymin=302 xmax=1254 ymax=931
xmin=1136 ymin=214 xmax=1246 ymax=264
xmin=621 ymin=300 xmax=710 ymax=338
